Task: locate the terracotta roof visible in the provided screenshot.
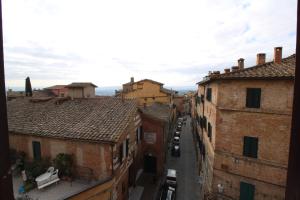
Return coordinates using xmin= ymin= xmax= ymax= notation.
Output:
xmin=66 ymin=82 xmax=98 ymax=88
xmin=44 ymin=85 xmax=66 ymax=90
xmin=139 ymin=103 xmax=171 ymax=122
xmin=123 ymin=79 xmax=163 ymax=86
xmin=7 ymin=97 xmax=137 ymax=143
xmin=197 ymin=54 xmax=296 ymax=85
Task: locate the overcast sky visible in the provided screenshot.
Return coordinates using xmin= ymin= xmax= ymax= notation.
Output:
xmin=3 ymin=0 xmax=297 ymax=89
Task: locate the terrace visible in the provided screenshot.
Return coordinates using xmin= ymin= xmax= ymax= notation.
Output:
xmin=13 ymin=176 xmax=96 ymax=200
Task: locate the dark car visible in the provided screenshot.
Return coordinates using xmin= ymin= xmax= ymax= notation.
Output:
xmin=171 ymin=145 xmax=180 ymax=157
xmin=173 ymin=136 xmax=180 ymax=145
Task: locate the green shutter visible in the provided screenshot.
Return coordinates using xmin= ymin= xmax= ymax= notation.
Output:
xmin=240 ymin=182 xmax=255 ymax=200
xmin=246 ymin=88 xmax=261 ymax=108
xmin=243 ymin=137 xmax=251 ymax=156
xmin=244 ymin=136 xmax=258 ymax=158
xmin=250 ymin=137 xmax=258 ymax=158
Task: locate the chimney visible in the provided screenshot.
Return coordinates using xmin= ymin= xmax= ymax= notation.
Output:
xmin=238 ymin=58 xmax=244 ymax=69
xmin=256 ymin=53 xmax=266 ymax=65
xmin=213 ymin=71 xmax=220 ymax=75
xmin=231 ymin=66 xmax=239 ymax=72
xmin=130 ymin=77 xmax=134 ymax=83
xmin=224 ymin=68 xmax=230 ymax=73
xmin=274 ymin=47 xmax=282 ymax=64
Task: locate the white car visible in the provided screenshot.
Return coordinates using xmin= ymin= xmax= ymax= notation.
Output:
xmin=35 ymin=167 xmax=60 ymax=189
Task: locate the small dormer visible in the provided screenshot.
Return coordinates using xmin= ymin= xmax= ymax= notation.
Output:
xmin=66 ymin=82 xmax=97 ymax=98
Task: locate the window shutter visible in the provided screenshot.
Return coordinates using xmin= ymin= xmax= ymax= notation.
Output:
xmin=119 ymin=145 xmax=123 ymax=163
xmin=251 ymin=137 xmax=258 ymax=158
xmin=243 ymin=136 xmax=258 ymax=158
xmin=240 ymin=182 xmax=255 ymax=200
xmin=126 ymin=139 xmax=129 ymax=157
xmin=243 ymin=137 xmax=251 ymax=156
xmin=246 ymin=88 xmax=261 ymax=108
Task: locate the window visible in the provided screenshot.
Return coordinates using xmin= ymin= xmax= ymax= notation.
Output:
xmin=243 ymin=136 xmax=258 ymax=158
xmin=240 ymin=182 xmax=255 ymax=200
xmin=32 ymin=141 xmax=41 ymax=160
xmin=208 ymin=122 xmax=212 ymax=141
xmin=206 ymin=88 xmax=212 ymax=101
xmin=246 ymin=88 xmax=261 ymax=108
xmin=126 ymin=138 xmax=129 ymax=157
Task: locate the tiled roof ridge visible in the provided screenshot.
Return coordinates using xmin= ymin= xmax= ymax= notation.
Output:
xmin=220 ymin=54 xmax=296 ymax=76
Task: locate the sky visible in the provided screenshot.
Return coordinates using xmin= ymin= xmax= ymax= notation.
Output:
xmin=2 ymin=0 xmax=297 ymax=89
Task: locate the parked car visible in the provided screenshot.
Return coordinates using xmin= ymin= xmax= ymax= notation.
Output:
xmin=174 ymin=131 xmax=180 ymax=137
xmin=160 ymin=185 xmax=176 ymax=200
xmin=166 ymin=169 xmax=177 ymax=188
xmin=35 ymin=167 xmax=60 ymax=189
xmin=172 ymin=145 xmax=180 ymax=157
xmin=176 ymin=125 xmax=182 ymax=131
xmin=173 ymin=136 xmax=180 ymax=145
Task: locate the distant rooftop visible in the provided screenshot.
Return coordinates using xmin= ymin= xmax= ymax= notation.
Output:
xmin=66 ymin=82 xmax=98 ymax=88
xmin=44 ymin=85 xmax=66 ymax=90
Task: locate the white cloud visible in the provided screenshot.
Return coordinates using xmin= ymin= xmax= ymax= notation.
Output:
xmin=3 ymin=0 xmax=297 ymax=88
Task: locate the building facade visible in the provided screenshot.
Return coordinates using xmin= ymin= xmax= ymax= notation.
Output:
xmin=116 ymin=78 xmax=175 ymax=106
xmin=139 ymin=103 xmax=171 ymax=177
xmin=8 ymin=96 xmax=141 ymax=200
xmin=195 ymin=48 xmax=294 ymax=200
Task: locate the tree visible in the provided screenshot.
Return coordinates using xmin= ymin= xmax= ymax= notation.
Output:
xmin=25 ymin=77 xmax=32 ymax=97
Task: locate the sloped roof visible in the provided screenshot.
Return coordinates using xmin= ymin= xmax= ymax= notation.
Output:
xmin=44 ymin=85 xmax=66 ymax=90
xmin=197 ymin=54 xmax=295 ymax=85
xmin=160 ymin=87 xmax=177 ymax=95
xmin=66 ymin=82 xmax=98 ymax=88
xmin=123 ymin=79 xmax=163 ymax=86
xmin=7 ymin=97 xmax=137 ymax=143
xmin=139 ymin=103 xmax=171 ymax=122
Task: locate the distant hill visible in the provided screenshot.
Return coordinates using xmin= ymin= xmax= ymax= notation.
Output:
xmin=6 ymin=86 xmax=196 ymax=96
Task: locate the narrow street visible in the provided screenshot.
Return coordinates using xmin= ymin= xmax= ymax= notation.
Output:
xmin=166 ymin=116 xmax=201 ymax=200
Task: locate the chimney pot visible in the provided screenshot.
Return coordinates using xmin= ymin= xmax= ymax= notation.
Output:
xmin=130 ymin=77 xmax=134 ymax=83
xmin=256 ymin=53 xmax=266 ymax=65
xmin=274 ymin=47 xmax=282 ymax=64
xmin=238 ymin=58 xmax=244 ymax=69
xmin=224 ymin=68 xmax=230 ymax=73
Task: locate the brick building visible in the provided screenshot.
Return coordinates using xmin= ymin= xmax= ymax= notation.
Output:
xmin=8 ymin=96 xmax=141 ymax=200
xmin=195 ymin=47 xmax=294 ymax=199
xmin=139 ymin=103 xmax=171 ymax=177
xmin=44 ymin=85 xmax=68 ymax=97
xmin=65 ymin=82 xmax=97 ymax=98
